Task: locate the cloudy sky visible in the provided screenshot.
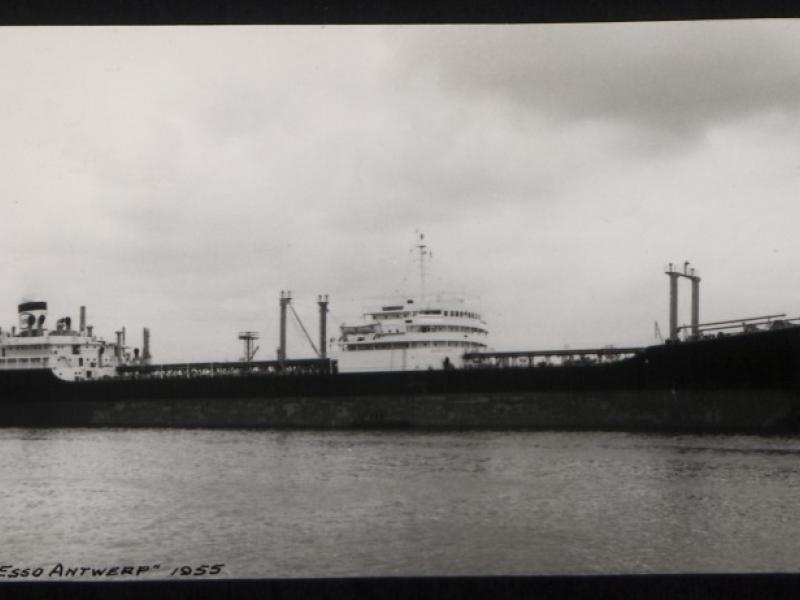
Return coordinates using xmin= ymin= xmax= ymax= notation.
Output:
xmin=2 ymin=21 xmax=800 ymax=362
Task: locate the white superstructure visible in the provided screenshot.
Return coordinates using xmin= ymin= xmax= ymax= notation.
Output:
xmin=0 ymin=300 xmax=141 ymax=381
xmin=333 ymin=235 xmax=489 ymax=372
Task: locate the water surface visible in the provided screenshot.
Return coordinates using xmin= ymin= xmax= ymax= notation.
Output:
xmin=2 ymin=429 xmax=799 ymax=577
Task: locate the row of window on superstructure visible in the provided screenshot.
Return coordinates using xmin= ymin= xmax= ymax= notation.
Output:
xmin=2 ymin=344 xmax=90 ymax=356
xmin=0 ymin=355 xmax=99 ymax=367
xmin=345 ymin=340 xmax=486 ymax=351
xmin=447 ymin=310 xmax=479 ymax=319
xmin=2 ymin=344 xmax=51 ymax=351
xmin=0 ymin=357 xmax=49 ymax=365
xmin=2 ymin=343 xmax=90 ymax=351
xmin=406 ymin=324 xmax=487 ymax=335
xmin=373 ymin=309 xmax=481 ymax=321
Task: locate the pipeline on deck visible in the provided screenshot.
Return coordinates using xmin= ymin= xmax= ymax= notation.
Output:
xmin=462 ymin=347 xmax=644 ymax=368
xmin=117 ymin=358 xmax=337 ymax=379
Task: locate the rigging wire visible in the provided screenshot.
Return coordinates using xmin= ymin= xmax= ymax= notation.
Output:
xmin=289 ymin=303 xmax=320 ymax=357
xmin=287 ymin=311 xmax=311 ymax=357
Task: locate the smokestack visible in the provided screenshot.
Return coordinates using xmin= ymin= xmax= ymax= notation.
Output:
xmin=278 ymin=290 xmax=291 ymax=362
xmin=122 ymin=326 xmax=126 ymax=348
xmin=87 ymin=325 xmax=94 ymax=338
xmin=79 ymin=306 xmax=86 ymax=334
xmin=318 ymin=294 xmax=329 ymax=359
xmin=115 ymin=331 xmax=122 ymax=359
xmin=142 ymin=328 xmax=151 ymax=364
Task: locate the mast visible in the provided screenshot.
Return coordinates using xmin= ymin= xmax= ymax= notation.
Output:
xmin=664 ymin=261 xmax=701 ymax=341
xmin=278 ymin=290 xmax=291 ymax=362
xmin=414 ymin=231 xmax=432 ymax=299
xmin=318 ymin=294 xmax=329 ymax=359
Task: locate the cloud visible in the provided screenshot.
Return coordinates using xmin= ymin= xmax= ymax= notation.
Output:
xmin=390 ymin=21 xmax=800 ymax=146
xmin=3 ymin=24 xmax=800 ymax=362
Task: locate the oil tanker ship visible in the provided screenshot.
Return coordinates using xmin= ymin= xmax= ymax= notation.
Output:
xmin=2 ymin=238 xmax=799 ymax=432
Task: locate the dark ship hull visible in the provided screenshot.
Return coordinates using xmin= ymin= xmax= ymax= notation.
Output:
xmin=2 ymin=325 xmax=800 ymax=432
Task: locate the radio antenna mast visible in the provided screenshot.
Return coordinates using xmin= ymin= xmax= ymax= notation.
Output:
xmin=415 ymin=230 xmax=432 ymax=298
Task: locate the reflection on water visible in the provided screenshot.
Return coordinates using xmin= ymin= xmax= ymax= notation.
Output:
xmin=1 ymin=429 xmax=800 ymax=577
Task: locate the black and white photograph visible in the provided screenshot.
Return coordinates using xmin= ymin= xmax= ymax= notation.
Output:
xmin=2 ymin=16 xmax=800 ymax=596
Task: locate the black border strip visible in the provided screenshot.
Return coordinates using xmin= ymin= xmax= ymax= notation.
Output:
xmin=1 ymin=0 xmax=799 ymax=26
xmin=3 ymin=574 xmax=800 ymax=599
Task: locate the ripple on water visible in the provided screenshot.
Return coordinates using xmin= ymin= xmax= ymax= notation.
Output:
xmin=2 ymin=429 xmax=800 ymax=576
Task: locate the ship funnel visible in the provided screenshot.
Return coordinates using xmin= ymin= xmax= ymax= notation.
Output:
xmin=142 ymin=328 xmax=151 ymax=364
xmin=18 ymin=301 xmax=47 ymax=336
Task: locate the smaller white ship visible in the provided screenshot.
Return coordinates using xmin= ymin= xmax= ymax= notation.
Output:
xmin=333 ymin=234 xmax=489 ymax=372
xmin=0 ymin=301 xmax=147 ymax=381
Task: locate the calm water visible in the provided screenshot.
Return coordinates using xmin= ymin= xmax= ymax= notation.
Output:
xmin=1 ymin=428 xmax=800 ymax=578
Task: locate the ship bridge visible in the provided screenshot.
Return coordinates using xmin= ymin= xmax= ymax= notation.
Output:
xmin=334 ymin=234 xmax=490 ymax=372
